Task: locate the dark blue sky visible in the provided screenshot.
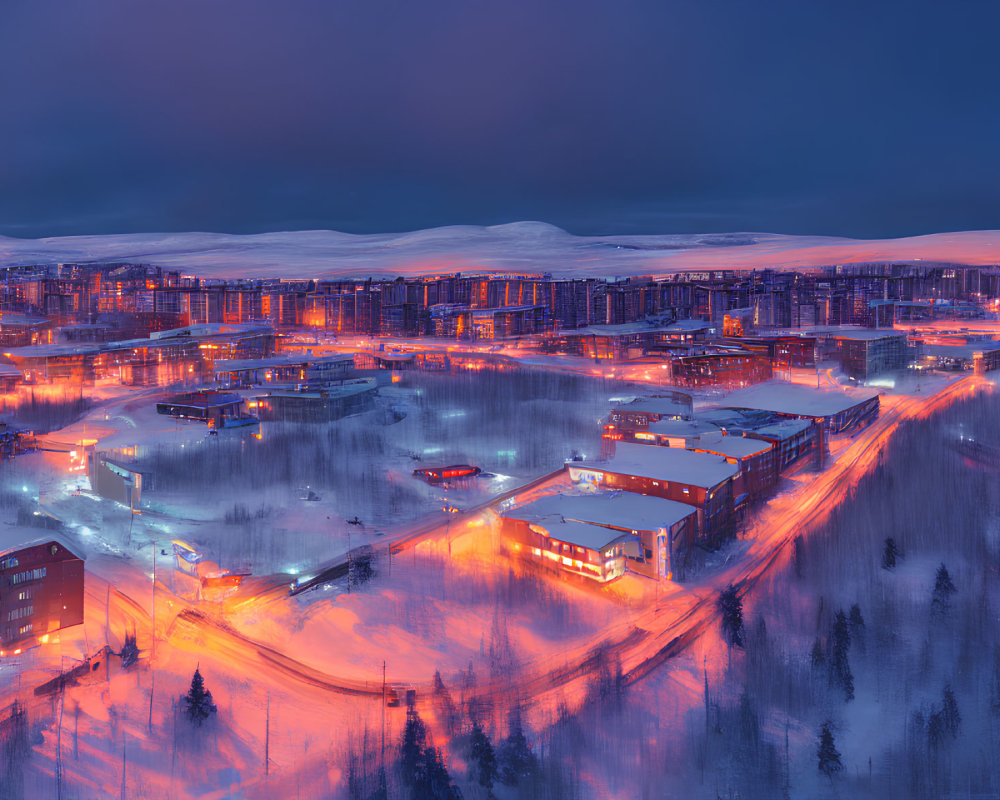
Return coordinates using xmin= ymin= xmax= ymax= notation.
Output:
xmin=1 ymin=1 xmax=998 ymax=239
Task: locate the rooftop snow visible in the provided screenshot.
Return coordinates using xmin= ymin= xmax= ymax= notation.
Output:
xmin=922 ymin=343 xmax=1000 ymax=360
xmin=578 ymin=442 xmax=738 ymax=489
xmin=524 ymin=518 xmax=631 ymax=551
xmin=647 ymin=418 xmax=722 ymax=438
xmin=257 ymin=379 xmax=376 ymax=399
xmin=751 ymin=418 xmax=815 ymax=439
xmin=689 ymin=433 xmax=773 ymax=458
xmin=718 ymin=381 xmax=878 ymax=418
xmin=0 ymin=528 xmax=85 ymax=561
xmin=213 ymin=354 xmax=352 ymax=373
xmin=504 ymin=491 xmax=697 ymax=532
xmin=614 ymin=396 xmax=692 ymax=417
xmin=827 ymin=329 xmax=908 ymax=341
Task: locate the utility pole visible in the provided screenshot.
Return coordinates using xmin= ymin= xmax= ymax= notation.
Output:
xmin=151 ymin=544 xmax=156 ymax=661
xmin=120 ymin=734 xmax=127 ymax=800
xmin=380 ymin=660 xmax=386 ymax=773
xmin=56 ymin=686 xmax=64 ymax=800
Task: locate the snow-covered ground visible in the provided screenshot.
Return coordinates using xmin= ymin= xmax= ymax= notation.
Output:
xmin=0 ymin=364 xmax=986 ymax=798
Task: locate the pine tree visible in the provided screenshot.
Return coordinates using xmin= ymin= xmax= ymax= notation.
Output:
xmin=848 ymin=604 xmax=866 ymax=654
xmin=792 ymin=535 xmax=804 ymax=578
xmin=469 ymin=720 xmax=497 ymax=789
xmin=414 ymin=746 xmax=459 ymax=800
xmin=810 ymin=637 xmax=825 ymax=669
xmin=817 ymin=721 xmax=843 ymax=780
xmin=182 ymin=667 xmax=217 ymax=726
xmin=399 ymin=708 xmax=428 ymax=787
xmin=941 ymin=685 xmax=961 ymax=738
xmin=931 ymin=564 xmax=956 ymax=615
xmin=498 ymin=709 xmax=537 ymax=786
xmin=719 ymin=584 xmax=745 ymax=649
xmin=120 ymin=630 xmax=139 ymax=669
xmin=881 ymin=537 xmax=899 ymax=570
xmin=830 ymin=610 xmax=854 ymax=702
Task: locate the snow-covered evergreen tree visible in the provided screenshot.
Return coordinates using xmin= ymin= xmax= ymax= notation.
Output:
xmin=817 ymin=721 xmax=843 ymax=780
xmin=182 ymin=667 xmax=217 ymax=727
xmin=719 ymin=584 xmax=745 ymax=649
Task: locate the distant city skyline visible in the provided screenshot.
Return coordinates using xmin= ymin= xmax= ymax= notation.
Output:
xmin=2 ymin=1 xmax=999 ymax=240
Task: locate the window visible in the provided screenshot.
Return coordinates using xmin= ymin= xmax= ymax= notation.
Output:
xmin=11 ymin=567 xmax=46 ymax=585
xmin=8 ymin=605 xmax=33 ymax=621
xmin=17 ymin=623 xmax=32 ymax=635
xmin=0 ymin=557 xmax=18 ymax=570
xmin=17 ymin=590 xmax=30 ymax=601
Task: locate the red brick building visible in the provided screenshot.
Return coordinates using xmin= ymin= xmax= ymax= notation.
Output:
xmin=0 ymin=537 xmax=84 ymax=650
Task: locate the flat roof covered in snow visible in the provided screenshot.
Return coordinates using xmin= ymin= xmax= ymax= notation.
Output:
xmin=578 ymin=442 xmax=738 ymax=489
xmin=614 ymin=396 xmax=691 ymax=417
xmin=525 ymin=519 xmax=631 ymax=551
xmin=161 ymin=390 xmax=244 ymax=409
xmin=504 ymin=491 xmax=697 ymax=532
xmin=751 ymin=418 xmax=815 ymax=440
xmin=647 ymin=418 xmax=722 ymax=438
xmin=828 ymin=329 xmax=907 ymax=342
xmin=719 ymin=382 xmax=878 ymax=419
xmin=691 ymin=434 xmax=773 ymax=459
xmin=213 ymin=354 xmax=352 ymax=373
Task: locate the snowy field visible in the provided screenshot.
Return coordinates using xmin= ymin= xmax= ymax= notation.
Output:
xmin=2 ymin=223 xmax=1000 ymax=278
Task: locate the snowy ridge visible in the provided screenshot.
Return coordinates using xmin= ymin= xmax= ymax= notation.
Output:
xmin=0 ymin=223 xmax=998 ymax=278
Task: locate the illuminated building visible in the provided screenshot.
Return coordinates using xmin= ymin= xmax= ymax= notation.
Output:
xmin=155 ymin=390 xmax=253 ymax=427
xmin=667 ymin=349 xmax=773 ymax=389
xmin=0 ymin=536 xmax=84 ymax=649
xmin=251 ymin=379 xmax=377 ymax=423
xmin=826 ymin=330 xmax=909 ymax=380
xmin=502 ymin=492 xmax=697 ymax=581
xmin=569 ymin=443 xmax=739 ymax=549
xmin=721 ymin=382 xmax=880 ymax=435
xmin=603 ymin=394 xmax=694 ymax=445
xmin=212 ymin=354 xmax=354 ymax=389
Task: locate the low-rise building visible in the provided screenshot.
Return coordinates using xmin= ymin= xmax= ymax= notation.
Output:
xmin=686 ymin=434 xmax=778 ymax=501
xmin=502 ymin=491 xmax=698 ymax=581
xmin=826 ymin=330 xmax=909 ymax=380
xmin=744 ymin=418 xmax=819 ymax=470
xmin=569 ymin=443 xmax=739 ymax=548
xmin=251 ymin=379 xmax=377 ymax=423
xmin=155 ymin=390 xmax=252 ymax=428
xmin=213 ymin=354 xmax=354 ymax=389
xmin=502 ymin=517 xmax=630 ymax=582
xmin=603 ymin=393 xmax=693 ymax=443
xmin=668 ymin=349 xmax=773 ymax=389
xmin=720 ymin=382 xmax=879 ymax=435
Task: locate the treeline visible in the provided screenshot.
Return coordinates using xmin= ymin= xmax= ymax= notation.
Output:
xmin=3 ymin=389 xmax=93 ymax=434
xmin=689 ymin=388 xmax=1000 ymax=799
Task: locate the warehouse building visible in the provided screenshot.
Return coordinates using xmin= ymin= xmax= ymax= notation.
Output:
xmin=502 ymin=491 xmax=698 ymax=581
xmin=720 ymin=382 xmax=879 ymax=435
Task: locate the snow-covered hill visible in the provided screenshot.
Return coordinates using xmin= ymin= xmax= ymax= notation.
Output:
xmin=0 ymin=223 xmax=998 ymax=278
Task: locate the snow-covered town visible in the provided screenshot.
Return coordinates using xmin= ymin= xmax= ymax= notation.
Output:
xmin=0 ymin=254 xmax=999 ymax=798
xmin=4 ymin=3 xmax=1000 ymax=798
